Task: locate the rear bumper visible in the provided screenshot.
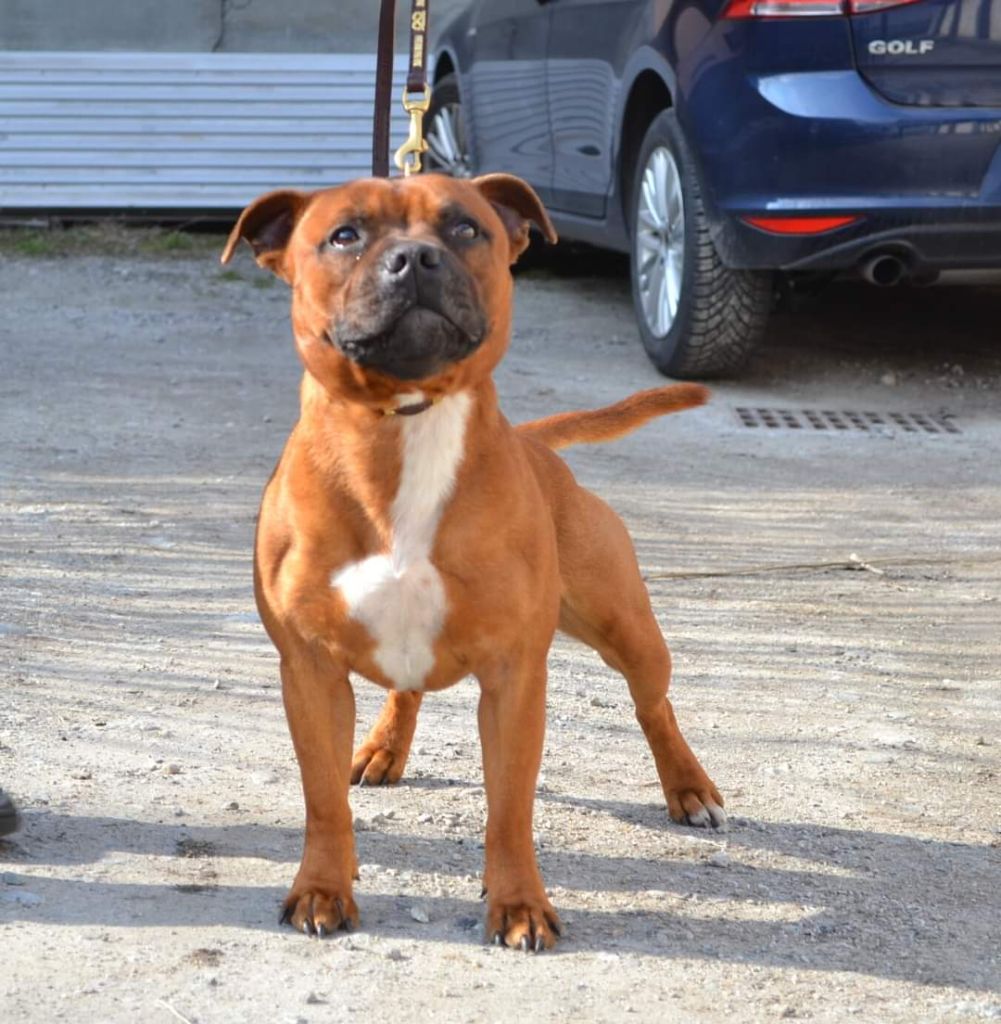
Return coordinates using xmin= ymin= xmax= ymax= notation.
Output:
xmin=682 ymin=24 xmax=1001 ymax=271
xmin=716 ymin=205 xmax=1001 ymax=272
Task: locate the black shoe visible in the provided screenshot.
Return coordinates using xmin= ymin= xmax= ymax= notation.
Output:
xmin=0 ymin=789 xmax=20 ymax=836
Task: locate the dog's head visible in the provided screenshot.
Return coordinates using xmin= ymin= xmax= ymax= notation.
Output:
xmin=222 ymin=173 xmax=556 ymax=409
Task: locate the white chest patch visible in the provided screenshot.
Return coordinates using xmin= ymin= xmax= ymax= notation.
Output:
xmin=332 ymin=392 xmax=472 ymax=691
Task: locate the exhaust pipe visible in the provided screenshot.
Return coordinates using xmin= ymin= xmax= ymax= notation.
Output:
xmin=861 ymin=254 xmax=906 ymax=287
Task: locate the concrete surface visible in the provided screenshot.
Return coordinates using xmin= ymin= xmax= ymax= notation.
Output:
xmin=0 ymin=0 xmax=471 ymax=52
xmin=0 ymin=232 xmax=999 ymax=1022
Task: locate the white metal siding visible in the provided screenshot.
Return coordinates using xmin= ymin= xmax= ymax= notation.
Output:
xmin=0 ymin=51 xmax=412 ymax=210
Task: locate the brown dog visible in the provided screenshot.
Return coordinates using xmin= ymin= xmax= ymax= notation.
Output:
xmin=221 ymin=172 xmax=725 ymax=952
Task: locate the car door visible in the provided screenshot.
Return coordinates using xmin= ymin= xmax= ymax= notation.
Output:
xmin=546 ymin=0 xmax=643 ymax=216
xmin=466 ymin=0 xmax=555 ymax=201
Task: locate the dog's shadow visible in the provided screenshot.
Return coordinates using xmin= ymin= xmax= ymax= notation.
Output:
xmin=1 ymin=800 xmax=995 ymax=992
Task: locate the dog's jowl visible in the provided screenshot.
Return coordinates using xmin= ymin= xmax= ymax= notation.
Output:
xmin=222 ymin=172 xmax=725 ymax=951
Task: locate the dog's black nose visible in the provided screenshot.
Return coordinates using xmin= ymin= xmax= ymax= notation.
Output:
xmin=383 ymin=242 xmax=442 ymax=280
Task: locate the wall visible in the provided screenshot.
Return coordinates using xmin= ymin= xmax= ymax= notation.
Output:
xmin=0 ymin=0 xmax=472 ymax=52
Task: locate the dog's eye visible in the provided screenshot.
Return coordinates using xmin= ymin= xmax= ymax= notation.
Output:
xmin=329 ymin=225 xmax=361 ymax=247
xmin=451 ymin=220 xmax=479 ymax=241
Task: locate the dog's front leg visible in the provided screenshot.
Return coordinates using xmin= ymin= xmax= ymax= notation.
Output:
xmin=477 ymin=654 xmax=561 ymax=951
xmin=279 ymin=649 xmax=359 ymax=935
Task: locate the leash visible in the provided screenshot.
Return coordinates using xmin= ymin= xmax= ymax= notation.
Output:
xmin=372 ymin=0 xmax=432 ymax=178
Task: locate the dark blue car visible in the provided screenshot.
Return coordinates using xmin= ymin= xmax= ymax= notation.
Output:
xmin=427 ymin=0 xmax=1001 ymax=377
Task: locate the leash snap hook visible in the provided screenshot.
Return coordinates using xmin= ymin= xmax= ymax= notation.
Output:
xmin=395 ymin=85 xmax=432 ymax=176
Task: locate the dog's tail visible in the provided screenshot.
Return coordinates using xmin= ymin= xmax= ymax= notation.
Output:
xmin=516 ymin=384 xmax=709 ymax=451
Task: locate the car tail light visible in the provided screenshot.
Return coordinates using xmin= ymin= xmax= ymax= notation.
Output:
xmin=723 ymin=0 xmax=919 ymax=16
xmin=847 ymin=0 xmax=922 ymax=10
xmin=741 ymin=215 xmax=861 ymax=234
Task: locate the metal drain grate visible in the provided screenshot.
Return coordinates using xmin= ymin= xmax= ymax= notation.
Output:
xmin=734 ymin=407 xmax=961 ymax=435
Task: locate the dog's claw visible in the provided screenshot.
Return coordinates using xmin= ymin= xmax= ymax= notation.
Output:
xmin=685 ymin=800 xmax=728 ymax=830
xmin=480 ymin=886 xmax=488 ymax=900
xmin=335 ymin=898 xmax=356 ymax=932
xmin=279 ymin=905 xmax=292 ymax=925
xmin=492 ymin=932 xmax=504 ymax=946
xmin=534 ymin=933 xmax=545 ymax=953
xmin=519 ymin=935 xmax=530 ymax=952
xmin=316 ymin=923 xmax=328 ymax=938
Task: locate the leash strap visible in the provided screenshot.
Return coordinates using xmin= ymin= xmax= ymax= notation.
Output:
xmin=372 ymin=0 xmax=431 ymax=177
xmin=372 ymin=0 xmax=397 ymax=178
xmin=395 ymin=0 xmax=431 ymax=175
xmin=405 ymin=0 xmax=429 ymax=96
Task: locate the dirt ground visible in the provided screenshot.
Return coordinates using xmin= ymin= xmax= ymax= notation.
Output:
xmin=1 ymin=231 xmax=999 ymax=1023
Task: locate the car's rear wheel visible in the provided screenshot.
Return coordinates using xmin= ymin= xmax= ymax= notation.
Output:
xmin=424 ymin=74 xmax=472 ymax=177
xmin=630 ymin=110 xmax=772 ymax=379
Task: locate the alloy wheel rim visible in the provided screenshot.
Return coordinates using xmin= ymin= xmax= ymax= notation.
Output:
xmin=425 ymin=103 xmax=472 ymax=177
xmin=635 ymin=146 xmax=686 ymax=338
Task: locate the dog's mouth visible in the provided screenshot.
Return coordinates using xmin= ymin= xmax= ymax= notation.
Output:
xmin=328 ymin=304 xmax=485 ymax=381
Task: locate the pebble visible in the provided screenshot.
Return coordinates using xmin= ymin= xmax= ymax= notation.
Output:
xmin=410 ymin=905 xmax=430 ymax=924
xmin=163 ymin=763 xmax=182 ymax=776
xmin=880 ymin=371 xmax=897 ymax=386
xmin=2 ymin=873 xmax=26 ymax=886
xmin=707 ymin=850 xmax=731 ymax=868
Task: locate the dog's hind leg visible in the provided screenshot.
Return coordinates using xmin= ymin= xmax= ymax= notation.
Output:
xmin=351 ymin=690 xmax=423 ymax=785
xmin=555 ymin=485 xmax=726 ymax=828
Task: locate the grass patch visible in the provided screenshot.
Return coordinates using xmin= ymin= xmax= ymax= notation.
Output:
xmin=0 ymin=222 xmax=228 ymax=259
xmin=143 ymin=230 xmax=197 ymax=254
xmin=216 ymin=269 xmax=245 ymax=283
xmin=11 ymin=233 xmax=61 ymax=256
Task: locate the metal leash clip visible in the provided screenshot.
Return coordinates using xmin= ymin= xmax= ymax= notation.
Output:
xmin=395 ymin=85 xmax=431 ymax=176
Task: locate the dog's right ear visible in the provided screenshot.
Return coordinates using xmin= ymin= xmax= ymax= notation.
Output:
xmin=220 ymin=190 xmax=309 ymax=282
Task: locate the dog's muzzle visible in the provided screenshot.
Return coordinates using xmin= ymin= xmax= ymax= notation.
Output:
xmin=332 ymin=240 xmax=487 ymax=380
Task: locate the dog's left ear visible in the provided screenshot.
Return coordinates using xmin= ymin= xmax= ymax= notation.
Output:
xmin=220 ymin=189 xmax=309 ymax=282
xmin=473 ymin=174 xmax=558 ymax=263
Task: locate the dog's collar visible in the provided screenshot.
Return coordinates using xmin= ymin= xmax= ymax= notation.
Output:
xmin=383 ymin=397 xmax=439 ymax=417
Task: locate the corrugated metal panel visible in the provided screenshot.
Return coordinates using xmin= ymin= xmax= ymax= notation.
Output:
xmin=0 ymin=51 xmax=413 ymax=211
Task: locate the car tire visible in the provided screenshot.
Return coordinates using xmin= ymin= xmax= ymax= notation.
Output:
xmin=424 ymin=74 xmax=472 ymax=177
xmin=629 ymin=109 xmax=772 ymax=379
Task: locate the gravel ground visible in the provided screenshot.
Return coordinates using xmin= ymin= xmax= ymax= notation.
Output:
xmin=1 ymin=233 xmax=999 ymax=1023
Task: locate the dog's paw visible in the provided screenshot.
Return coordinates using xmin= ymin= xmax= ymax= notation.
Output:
xmin=666 ymin=783 xmax=727 ymax=830
xmin=350 ymin=741 xmax=407 ymax=786
xmin=280 ymin=885 xmax=359 ymax=937
xmin=485 ymin=894 xmax=561 ymax=952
